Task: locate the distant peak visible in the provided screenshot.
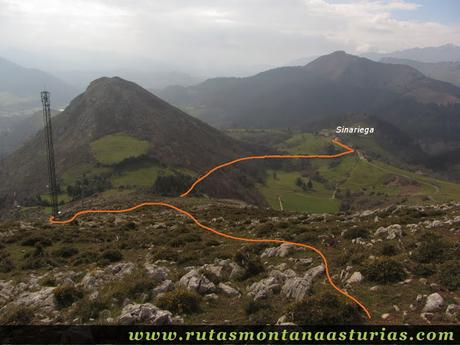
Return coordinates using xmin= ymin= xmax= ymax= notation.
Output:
xmin=303 ymin=50 xmax=365 ymax=72
xmin=308 ymin=51 xmax=362 ymax=64
xmin=87 ymin=76 xmax=128 ymax=88
xmin=84 ymin=76 xmax=150 ymax=96
xmin=330 ymin=50 xmax=348 ymax=55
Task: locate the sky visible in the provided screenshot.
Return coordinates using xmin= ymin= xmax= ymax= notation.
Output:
xmin=1 ymin=0 xmax=459 ymax=78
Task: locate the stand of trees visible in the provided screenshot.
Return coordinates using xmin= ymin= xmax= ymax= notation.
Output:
xmin=152 ymin=172 xmax=194 ymax=196
xmin=67 ymin=175 xmax=112 ymax=200
xmin=295 ymin=177 xmax=313 ymax=191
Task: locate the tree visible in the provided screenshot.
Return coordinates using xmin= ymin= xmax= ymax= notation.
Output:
xmin=67 ymin=174 xmax=111 ymax=200
xmin=152 ymin=173 xmax=193 ymax=196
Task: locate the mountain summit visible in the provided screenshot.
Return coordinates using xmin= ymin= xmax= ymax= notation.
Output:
xmin=0 ymin=77 xmax=259 ymax=204
xmin=159 ymin=51 xmax=460 ymax=160
xmin=304 ymin=51 xmax=460 ymax=105
xmin=51 ymin=76 xmax=251 ymax=170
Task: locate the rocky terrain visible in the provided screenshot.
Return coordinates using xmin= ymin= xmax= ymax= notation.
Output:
xmin=0 ymin=198 xmax=459 ymax=325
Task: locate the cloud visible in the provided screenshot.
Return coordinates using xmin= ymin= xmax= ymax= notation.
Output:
xmin=0 ymin=0 xmax=459 ymax=76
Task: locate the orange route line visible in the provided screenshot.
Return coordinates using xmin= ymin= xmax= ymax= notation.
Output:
xmin=180 ymin=139 xmax=353 ymax=197
xmin=49 ymin=139 xmax=371 ymax=320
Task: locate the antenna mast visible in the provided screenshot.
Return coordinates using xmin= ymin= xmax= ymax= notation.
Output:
xmin=41 ymin=91 xmax=59 ymax=218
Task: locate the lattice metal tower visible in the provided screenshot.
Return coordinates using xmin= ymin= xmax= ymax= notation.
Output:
xmin=41 ymin=91 xmax=59 ymax=218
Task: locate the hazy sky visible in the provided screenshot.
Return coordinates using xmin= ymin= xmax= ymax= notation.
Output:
xmin=1 ymin=0 xmax=459 ymax=76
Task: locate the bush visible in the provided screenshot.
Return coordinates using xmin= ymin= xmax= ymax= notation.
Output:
xmin=72 ymin=297 xmax=108 ymax=322
xmin=380 ymin=243 xmax=399 ymax=256
xmin=71 ymin=251 xmax=99 ymax=266
xmin=0 ymin=305 xmax=33 ymax=325
xmin=53 ymin=285 xmax=84 ymax=309
xmin=243 ymin=299 xmax=275 ymax=324
xmin=412 ymin=233 xmax=448 ymax=264
xmin=21 ymin=236 xmax=52 ymax=247
xmin=124 ymin=221 xmax=137 ymax=230
xmin=287 ymin=293 xmax=362 ymax=325
xmin=413 ymin=263 xmax=435 ymax=277
xmin=233 ymin=250 xmax=264 ymax=280
xmin=244 ymin=299 xmax=272 ymax=315
xmin=54 ymin=246 xmax=79 ymax=258
xmin=295 ymin=231 xmax=318 ymax=244
xmin=21 ymin=245 xmax=54 ymax=270
xmin=151 ymin=247 xmax=179 ymax=262
xmin=40 ymin=276 xmax=57 ymax=287
xmin=100 ymin=249 xmax=123 ymax=263
xmin=364 ymin=258 xmax=407 ymax=283
xmin=102 ymin=270 xmax=155 ymax=302
xmin=343 ymin=227 xmax=370 ymax=240
xmin=255 ymin=222 xmax=275 ymax=236
xmin=439 ymin=260 xmax=460 ymax=290
xmin=448 ymin=244 xmax=460 ymax=260
xmin=157 ymin=288 xmax=201 ymax=314
xmin=0 ymin=251 xmax=15 ymax=273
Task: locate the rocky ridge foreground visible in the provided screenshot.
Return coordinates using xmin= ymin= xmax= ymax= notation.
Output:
xmin=0 ymin=201 xmax=459 ymax=325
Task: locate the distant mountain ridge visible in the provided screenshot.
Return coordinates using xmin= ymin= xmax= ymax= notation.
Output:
xmin=0 ymin=57 xmax=78 ymax=113
xmin=159 ymin=51 xmax=460 ymax=127
xmin=380 ymin=57 xmax=460 ymax=87
xmin=159 ymin=51 xmax=460 ymax=177
xmin=362 ymin=44 xmax=460 ymax=63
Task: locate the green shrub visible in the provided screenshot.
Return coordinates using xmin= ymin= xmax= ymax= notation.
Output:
xmin=439 ymin=260 xmax=460 ymax=290
xmin=295 ymin=231 xmax=318 ymax=244
xmin=412 ymin=232 xmax=448 ymax=263
xmin=413 ymin=263 xmax=435 ymax=277
xmin=53 ymin=285 xmax=84 ymax=309
xmin=167 ymin=238 xmax=185 ymax=248
xmin=350 ymin=252 xmax=366 ymax=265
xmin=0 ymin=251 xmax=15 ymax=273
xmin=151 ymin=247 xmax=179 ymax=262
xmin=448 ymin=244 xmax=460 ymax=260
xmin=71 ymin=251 xmax=99 ymax=266
xmin=21 ymin=236 xmax=52 ymax=247
xmin=287 ymin=293 xmax=362 ymax=325
xmin=255 ymin=222 xmax=275 ymax=236
xmin=40 ymin=276 xmax=57 ymax=287
xmin=343 ymin=227 xmax=370 ymax=240
xmin=243 ymin=299 xmax=276 ymax=324
xmin=380 ymin=243 xmax=399 ymax=256
xmin=244 ymin=299 xmax=271 ymax=315
xmin=100 ymin=249 xmax=123 ymax=263
xmin=233 ymin=250 xmax=264 ymax=280
xmin=364 ymin=258 xmax=407 ymax=283
xmin=176 ymin=252 xmax=201 ymax=265
xmin=54 ymin=246 xmax=79 ymax=258
xmin=124 ymin=221 xmax=137 ymax=230
xmin=157 ymin=288 xmax=201 ymax=314
xmin=334 ymin=245 xmax=368 ymax=266
xmin=21 ymin=245 xmax=54 ymax=270
xmin=102 ymin=270 xmax=154 ymax=302
xmin=72 ymin=297 xmax=108 ymax=322
xmin=0 ymin=305 xmax=33 ymax=325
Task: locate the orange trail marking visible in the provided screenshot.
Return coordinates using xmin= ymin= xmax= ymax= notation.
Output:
xmin=180 ymin=139 xmax=353 ymax=197
xmin=49 ymin=139 xmax=371 ymax=319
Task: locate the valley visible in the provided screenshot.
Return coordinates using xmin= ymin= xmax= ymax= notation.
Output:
xmin=226 ymin=130 xmax=460 ymax=214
